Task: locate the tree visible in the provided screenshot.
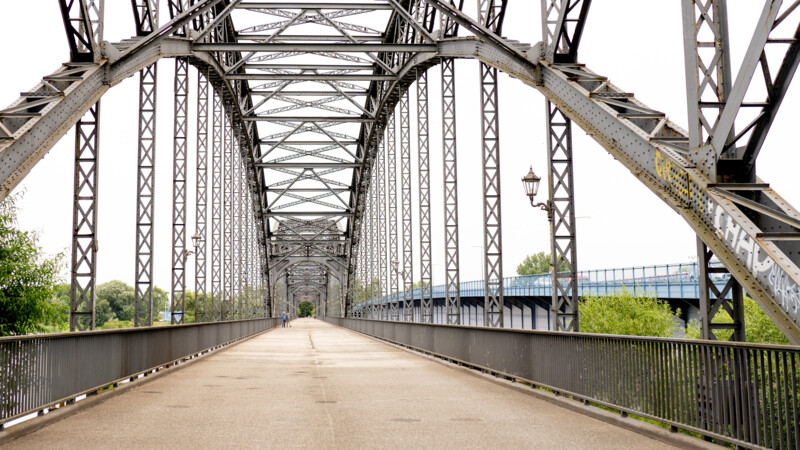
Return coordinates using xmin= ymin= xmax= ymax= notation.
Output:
xmin=580 ymin=289 xmax=681 ymax=337
xmin=298 ymin=301 xmax=314 ymax=318
xmin=685 ymin=296 xmax=790 ymax=345
xmin=0 ymin=195 xmax=65 ymax=336
xmin=96 ymin=280 xmax=135 ymax=322
xmin=516 ymin=251 xmax=568 ymax=276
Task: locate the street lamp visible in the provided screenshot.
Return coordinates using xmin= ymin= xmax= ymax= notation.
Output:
xmin=191 ymin=232 xmax=202 ymax=253
xmin=521 ymin=166 xmax=551 ymax=213
xmin=391 ymin=258 xmax=406 ymax=278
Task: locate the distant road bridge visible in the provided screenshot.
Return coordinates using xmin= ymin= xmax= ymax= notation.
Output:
xmin=353 ymin=262 xmax=730 ymax=328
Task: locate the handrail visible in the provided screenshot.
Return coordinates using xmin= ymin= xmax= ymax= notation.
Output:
xmin=0 ymin=318 xmax=279 ymax=426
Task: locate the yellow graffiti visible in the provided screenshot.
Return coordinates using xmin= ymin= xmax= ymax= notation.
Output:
xmin=653 ymin=150 xmax=703 ymax=210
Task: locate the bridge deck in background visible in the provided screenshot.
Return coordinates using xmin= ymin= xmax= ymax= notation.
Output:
xmin=7 ymin=319 xmax=676 ymax=449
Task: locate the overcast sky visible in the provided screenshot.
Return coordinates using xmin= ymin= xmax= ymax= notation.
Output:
xmin=1 ymin=1 xmax=798 ymax=293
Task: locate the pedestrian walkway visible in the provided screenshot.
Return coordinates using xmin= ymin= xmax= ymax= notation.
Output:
xmin=7 ymin=319 xmax=679 ymax=449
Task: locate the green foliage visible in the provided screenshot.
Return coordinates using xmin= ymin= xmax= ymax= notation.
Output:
xmin=685 ymin=296 xmax=790 ymax=345
xmin=580 ymin=289 xmax=681 ymax=338
xmin=0 ymin=195 xmax=65 ymax=336
xmin=354 ymin=278 xmax=381 ymax=303
xmin=297 ymin=301 xmax=314 ymax=318
xmin=412 ymin=280 xmax=430 ymax=289
xmin=516 ymin=251 xmax=568 ymax=276
xmin=97 ymin=280 xmax=135 ymax=322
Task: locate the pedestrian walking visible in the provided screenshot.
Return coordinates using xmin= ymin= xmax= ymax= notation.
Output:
xmin=287 ymin=312 xmax=292 ymax=327
xmin=281 ymin=311 xmax=288 ymax=327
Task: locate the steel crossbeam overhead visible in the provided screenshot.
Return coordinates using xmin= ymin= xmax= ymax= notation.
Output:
xmin=134 ymin=63 xmax=158 ymax=327
xmin=440 ymin=57 xmax=461 ymax=325
xmin=417 ymin=70 xmax=433 ymax=323
xmin=69 ymin=102 xmax=100 ymax=331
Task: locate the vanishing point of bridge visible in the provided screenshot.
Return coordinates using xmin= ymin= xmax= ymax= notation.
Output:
xmin=1 ymin=1 xmax=800 ymax=448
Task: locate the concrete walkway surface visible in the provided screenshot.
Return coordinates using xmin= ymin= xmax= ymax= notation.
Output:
xmin=6 ymin=319 xmax=679 ymax=449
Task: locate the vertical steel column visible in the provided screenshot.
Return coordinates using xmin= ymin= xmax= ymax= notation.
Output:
xmin=681 ymin=0 xmax=733 ymax=177
xmin=195 ymin=71 xmax=208 ymax=323
xmin=369 ymin=161 xmax=378 ymax=319
xmin=697 ymin=240 xmax=745 ymax=341
xmin=441 ymin=58 xmax=461 ymax=325
xmin=546 ymin=101 xmax=579 ymax=332
xmin=400 ymin=91 xmax=414 ymax=322
xmin=232 ymin=141 xmax=241 ymax=319
xmin=387 ymin=115 xmax=399 ymax=321
xmin=170 ymin=57 xmax=189 ymax=325
xmin=378 ymin=138 xmax=387 ymax=320
xmin=223 ymin=113 xmax=233 ymax=320
xmin=417 ymin=70 xmax=433 ymax=323
xmin=682 ymin=0 xmax=744 ymax=340
xmin=245 ymin=190 xmax=252 ymax=318
xmin=211 ymin=93 xmax=222 ymax=322
xmin=479 ymin=62 xmax=504 ymax=328
xmin=134 ymin=63 xmax=157 ymax=327
xmin=69 ymin=101 xmax=100 ymax=331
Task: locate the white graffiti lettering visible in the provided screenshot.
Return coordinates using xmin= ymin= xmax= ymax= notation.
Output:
xmin=705 ymin=199 xmax=799 ymax=323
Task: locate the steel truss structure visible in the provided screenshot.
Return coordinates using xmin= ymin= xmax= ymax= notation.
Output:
xmin=2 ymin=0 xmax=800 ymax=344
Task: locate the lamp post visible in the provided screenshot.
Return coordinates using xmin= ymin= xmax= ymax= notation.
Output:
xmin=521 ymin=166 xmax=552 ymax=221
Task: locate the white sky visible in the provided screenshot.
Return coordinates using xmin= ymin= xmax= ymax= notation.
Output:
xmin=1 ymin=1 xmax=798 ymax=293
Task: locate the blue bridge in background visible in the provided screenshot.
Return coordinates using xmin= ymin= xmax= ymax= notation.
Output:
xmin=355 ymin=262 xmax=732 ymax=329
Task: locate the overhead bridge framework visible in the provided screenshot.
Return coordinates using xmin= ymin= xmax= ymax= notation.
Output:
xmin=1 ymin=0 xmax=799 ymax=343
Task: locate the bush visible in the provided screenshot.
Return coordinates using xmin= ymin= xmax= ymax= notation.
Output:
xmin=685 ymin=296 xmax=790 ymax=344
xmin=580 ymin=288 xmax=680 ymax=337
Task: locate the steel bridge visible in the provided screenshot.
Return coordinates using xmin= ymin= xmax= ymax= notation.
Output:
xmin=1 ymin=1 xmax=800 ymax=448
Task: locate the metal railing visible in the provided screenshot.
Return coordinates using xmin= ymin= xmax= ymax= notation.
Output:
xmin=327 ymin=317 xmax=799 ymax=449
xmin=0 ymin=318 xmax=278 ymax=426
